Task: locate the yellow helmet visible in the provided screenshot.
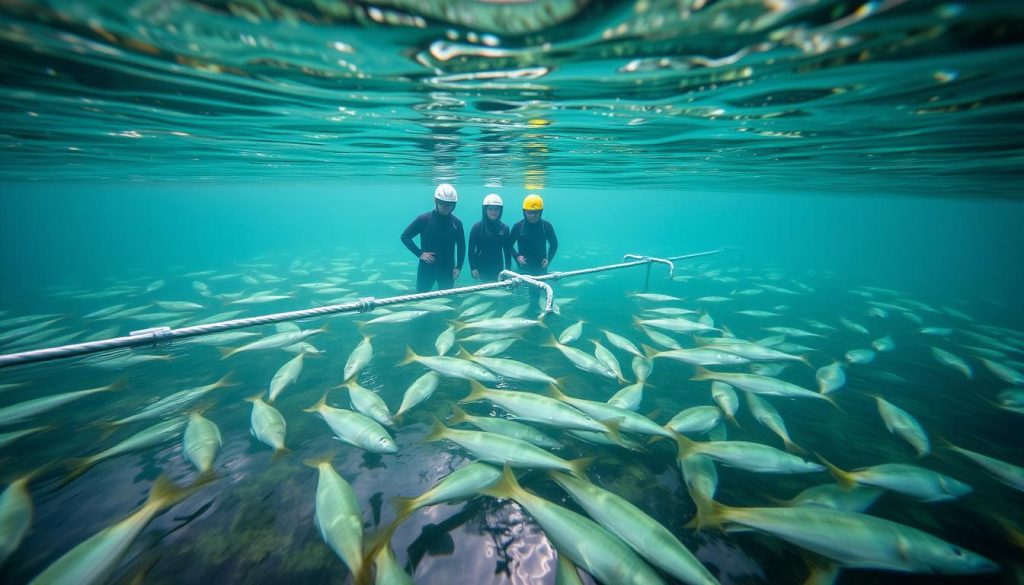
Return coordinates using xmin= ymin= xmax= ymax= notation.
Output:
xmin=523 ymin=194 xmax=544 ymax=211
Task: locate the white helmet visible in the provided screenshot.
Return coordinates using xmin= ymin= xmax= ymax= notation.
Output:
xmin=482 ymin=193 xmax=503 ymax=207
xmin=434 ymin=183 xmax=458 ymax=203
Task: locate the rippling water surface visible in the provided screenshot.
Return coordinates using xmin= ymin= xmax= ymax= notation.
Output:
xmin=1 ymin=0 xmax=1022 ymax=194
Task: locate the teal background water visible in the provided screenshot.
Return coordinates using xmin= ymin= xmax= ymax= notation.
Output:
xmin=2 ymin=0 xmax=1024 ymax=583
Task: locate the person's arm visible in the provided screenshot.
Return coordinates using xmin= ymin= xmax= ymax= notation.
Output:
xmin=455 ymin=219 xmax=466 ymax=271
xmin=502 ymin=227 xmax=512 ymax=270
xmin=400 ymin=215 xmax=424 ymax=257
xmin=467 ymin=224 xmax=479 ymax=272
xmin=545 ymin=221 xmax=558 ymax=262
xmin=509 ymin=222 xmax=521 ymax=258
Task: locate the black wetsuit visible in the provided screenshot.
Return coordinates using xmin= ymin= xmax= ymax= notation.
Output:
xmin=468 ymin=209 xmax=512 ymax=282
xmin=510 ymin=215 xmax=558 ymax=304
xmin=401 ymin=209 xmax=466 ymax=292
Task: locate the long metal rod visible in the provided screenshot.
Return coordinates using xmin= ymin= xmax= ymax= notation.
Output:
xmin=0 ymin=248 xmax=726 ymax=369
xmin=667 ymin=248 xmax=727 ymax=261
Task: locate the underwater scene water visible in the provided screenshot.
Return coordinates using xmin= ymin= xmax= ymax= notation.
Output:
xmin=2 ymin=1 xmax=1024 ymax=585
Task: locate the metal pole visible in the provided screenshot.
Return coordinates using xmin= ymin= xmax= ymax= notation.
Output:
xmin=0 ymin=248 xmax=726 ymax=369
xmin=666 ymin=248 xmax=726 ymax=262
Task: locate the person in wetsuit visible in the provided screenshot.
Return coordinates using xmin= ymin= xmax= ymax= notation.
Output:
xmin=468 ymin=193 xmax=512 ymax=282
xmin=400 ymin=183 xmax=466 ymax=293
xmin=510 ymin=193 xmax=558 ymax=307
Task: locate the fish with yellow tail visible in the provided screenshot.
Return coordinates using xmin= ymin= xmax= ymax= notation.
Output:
xmin=245 ymin=394 xmax=288 ymax=459
xmin=548 ymin=471 xmax=720 ymax=585
xmin=480 ymin=465 xmax=666 ymax=585
xmin=689 ymin=500 xmax=998 ymax=577
xmin=29 ymin=474 xmax=213 ymax=585
xmin=818 ymin=455 xmax=971 ymax=502
xmin=303 ymin=453 xmax=367 ymax=585
xmin=423 ymin=417 xmax=592 ymax=480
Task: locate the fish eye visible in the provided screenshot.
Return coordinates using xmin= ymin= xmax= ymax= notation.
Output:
xmin=952 ymin=548 xmax=964 ymax=557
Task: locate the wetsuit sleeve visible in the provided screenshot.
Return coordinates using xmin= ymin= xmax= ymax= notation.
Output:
xmin=502 ymin=228 xmax=512 ymax=270
xmin=467 ymin=224 xmax=479 ymax=271
xmin=545 ymin=221 xmax=558 ymax=262
xmin=509 ymin=222 xmax=522 ymax=258
xmin=401 ymin=214 xmax=425 ymax=257
xmin=455 ymin=219 xmax=466 ymax=270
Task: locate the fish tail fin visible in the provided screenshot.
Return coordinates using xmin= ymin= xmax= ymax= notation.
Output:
xmin=816 ymin=453 xmax=856 ymax=490
xmin=217 ymin=347 xmax=238 ymax=360
xmin=601 ymin=417 xmax=630 ymax=450
xmin=691 ymin=492 xmax=718 ymax=530
xmin=935 ymin=435 xmax=957 ymax=451
xmin=271 ymin=446 xmax=291 ymax=462
xmin=479 ymin=463 xmax=525 ymax=501
xmin=541 ymin=335 xmax=560 ymax=348
xmin=450 ymin=320 xmax=466 ymax=332
xmin=684 ymin=498 xmax=734 ymax=531
xmin=691 ymin=366 xmax=712 ymax=381
xmin=649 ymin=433 xmax=669 ymax=445
xmin=727 ymin=413 xmax=742 ymax=429
xmin=302 ymin=450 xmax=336 ymax=469
xmin=448 ymin=404 xmax=471 ymax=426
xmin=800 ymin=551 xmax=842 ymax=585
xmin=631 ymin=316 xmax=643 ymax=329
xmin=212 ymin=371 xmax=238 ymax=390
xmin=421 ymin=416 xmax=449 ymax=444
xmin=303 ymin=392 xmax=329 ymax=413
xmin=456 ymin=346 xmax=475 ymax=360
xmin=244 ymin=392 xmax=264 ymax=403
xmin=17 ymin=463 xmax=53 ymax=487
xmin=784 ymin=437 xmax=807 ymax=455
xmin=316 ymin=323 xmax=331 ymax=335
xmin=390 ymin=496 xmax=419 ymax=525
xmin=546 ymin=384 xmax=569 ymax=401
xmin=354 ymin=320 xmax=367 ymax=329
xmin=94 ymin=420 xmax=120 ymax=441
xmin=361 ymin=521 xmax=400 ymax=585
xmin=821 ymin=393 xmax=844 ymax=412
xmin=146 ymin=472 xmax=215 ymax=513
xmin=398 ymin=347 xmax=419 ymax=366
xmin=459 ymin=380 xmax=490 ymax=404
xmin=799 ymin=355 xmax=813 ymax=368
xmin=568 ymin=456 xmax=595 ymax=481
xmin=641 ymin=344 xmax=659 ymax=358
xmin=104 ymin=377 xmax=129 ymax=392
xmin=673 ymin=430 xmax=699 ymax=459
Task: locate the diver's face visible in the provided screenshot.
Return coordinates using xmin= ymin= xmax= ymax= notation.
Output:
xmin=436 ymin=200 xmax=455 ymax=215
xmin=485 ymin=206 xmax=501 ymax=220
xmin=525 ymin=210 xmax=541 ymax=223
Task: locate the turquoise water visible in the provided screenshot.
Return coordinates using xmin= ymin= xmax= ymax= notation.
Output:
xmin=2 ymin=1 xmax=1024 ymax=584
